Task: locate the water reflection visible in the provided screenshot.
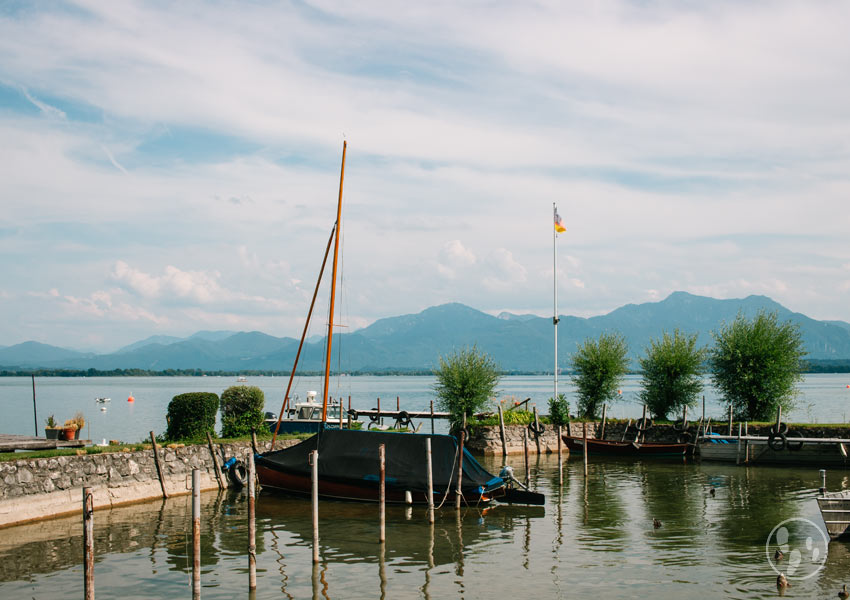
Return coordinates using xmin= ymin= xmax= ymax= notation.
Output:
xmin=0 ymin=456 xmax=848 ymax=599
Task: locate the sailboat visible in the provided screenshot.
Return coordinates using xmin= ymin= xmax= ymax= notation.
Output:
xmin=256 ymin=142 xmax=543 ymax=506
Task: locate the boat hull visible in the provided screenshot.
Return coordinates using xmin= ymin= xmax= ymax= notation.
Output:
xmin=562 ymin=435 xmax=688 ymax=457
xmin=699 ymin=440 xmax=850 ymax=467
xmin=817 ymin=490 xmax=850 ymax=540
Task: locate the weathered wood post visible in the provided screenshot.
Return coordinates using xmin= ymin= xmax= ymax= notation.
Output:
xmin=426 ymin=438 xmax=434 ymax=524
xmin=83 ymin=486 xmax=94 ymax=600
xmin=600 ymin=403 xmax=607 ymax=440
xmin=582 ymin=421 xmax=588 ymax=478
xmin=620 ymin=419 xmax=632 ymax=442
xmin=206 ymin=432 xmax=225 ymax=490
xmin=523 ymin=427 xmax=530 ymax=486
xmin=397 ymin=396 xmax=400 ymax=412
xmin=497 ymin=404 xmax=507 ymax=459
xmin=379 ymin=444 xmax=386 ymax=542
xmin=736 ymin=422 xmax=742 ymax=465
xmin=377 ymin=397 xmax=381 ymax=426
xmin=192 ymin=469 xmax=201 ymax=600
xmin=455 ymin=431 xmax=465 ymax=510
xmin=533 ymin=406 xmax=541 ymax=455
xmin=776 ymin=406 xmax=782 ymax=431
xmin=702 ymin=395 xmax=706 ymax=422
xmin=32 ymin=374 xmax=38 ymax=437
xmin=311 ymin=450 xmax=319 ymax=563
xmin=150 ymin=431 xmax=168 ymax=499
xmin=635 ymin=405 xmax=647 ymax=443
xmin=248 ymin=454 xmax=257 ymax=591
xmin=430 ymin=399 xmax=435 ymax=435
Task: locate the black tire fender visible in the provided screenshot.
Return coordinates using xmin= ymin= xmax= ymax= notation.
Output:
xmin=635 ymin=417 xmax=654 ymax=432
xmin=677 ymin=431 xmax=692 ymax=444
xmin=786 ymin=431 xmax=804 ymax=451
xmin=227 ymin=460 xmax=248 ymax=488
xmin=769 ymin=422 xmax=789 ymax=436
xmin=768 ymin=432 xmax=787 ymax=451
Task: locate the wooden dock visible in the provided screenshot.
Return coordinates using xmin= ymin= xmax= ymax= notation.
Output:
xmin=0 ymin=434 xmax=89 ymax=452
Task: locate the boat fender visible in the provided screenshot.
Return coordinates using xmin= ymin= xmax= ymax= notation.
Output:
xmin=347 ymin=408 xmax=358 ymax=421
xmin=677 ymin=431 xmax=692 ymax=444
xmin=768 ymin=432 xmax=787 ymax=452
xmin=635 ymin=417 xmax=654 ymax=432
xmin=673 ymin=419 xmax=689 ymax=432
xmin=527 ymin=421 xmax=545 ymax=438
xmin=227 ymin=460 xmax=249 ymax=488
xmin=369 ymin=408 xmax=381 ymax=423
xmin=769 ymin=422 xmax=789 ymax=436
xmin=222 ymin=457 xmax=237 ymax=470
xmin=785 ymin=431 xmax=804 ymax=451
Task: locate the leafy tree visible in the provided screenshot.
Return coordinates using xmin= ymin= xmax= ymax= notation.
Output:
xmin=548 ymin=393 xmax=570 ymax=425
xmin=570 ymin=332 xmax=629 ymax=418
xmin=639 ymin=329 xmax=707 ymax=419
xmin=709 ymin=311 xmax=806 ymax=420
xmin=220 ymin=385 xmax=266 ymax=438
xmin=433 ymin=345 xmax=500 ymax=431
xmin=166 ymin=392 xmax=219 ymax=441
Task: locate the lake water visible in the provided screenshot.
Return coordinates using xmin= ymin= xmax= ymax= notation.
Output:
xmin=1 ymin=454 xmax=849 ymax=599
xmin=3 ymin=374 xmax=850 ymax=443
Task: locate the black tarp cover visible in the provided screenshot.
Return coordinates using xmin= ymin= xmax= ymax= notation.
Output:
xmin=257 ymin=429 xmax=503 ymax=496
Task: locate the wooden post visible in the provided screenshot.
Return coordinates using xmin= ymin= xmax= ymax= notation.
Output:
xmin=728 ymin=404 xmax=733 ymax=436
xmin=635 ymin=405 xmax=646 ymax=443
xmin=311 ymin=450 xmax=319 ymax=563
xmin=702 ymin=395 xmax=706 ymax=422
xmin=620 ymin=419 xmax=632 ymax=442
xmin=533 ymin=406 xmax=541 ymax=454
xmin=397 ymin=396 xmax=400 ymax=412
xmin=32 ymin=375 xmax=38 ymax=437
xmin=523 ymin=427 xmax=530 ymax=486
xmin=248 ymin=454 xmax=257 ymax=591
xmin=600 ymin=403 xmax=607 ymax=440
xmin=745 ymin=421 xmax=748 ymax=436
xmin=83 ymin=486 xmax=94 ymax=600
xmin=426 ymin=438 xmax=434 ymax=524
xmin=377 ymin=397 xmax=381 ymax=426
xmin=379 ymin=444 xmax=386 ymax=542
xmin=455 ymin=431 xmax=465 ymax=510
xmin=192 ymin=469 xmax=201 ymax=600
xmin=251 ymin=429 xmax=259 ymax=455
xmin=736 ymin=422 xmax=742 ymax=465
xmin=150 ymin=431 xmax=168 ymax=499
xmin=497 ymin=404 xmax=507 ymax=459
xmin=557 ymin=424 xmax=563 ymax=487
xmin=776 ymin=406 xmax=782 ymax=431
xmin=682 ymin=406 xmax=688 ymax=427
xmin=582 ymin=421 xmax=589 ymax=477
xmin=430 ymin=400 xmax=435 ymax=435
xmin=206 ymin=432 xmax=225 ymax=490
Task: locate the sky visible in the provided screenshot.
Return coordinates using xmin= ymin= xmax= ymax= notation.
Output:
xmin=1 ymin=0 xmax=849 ymax=352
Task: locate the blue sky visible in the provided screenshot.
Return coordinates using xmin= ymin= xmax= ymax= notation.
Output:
xmin=1 ymin=1 xmax=849 ymax=351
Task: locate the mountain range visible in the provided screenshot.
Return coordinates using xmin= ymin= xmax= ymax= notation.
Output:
xmin=2 ymin=292 xmax=849 ymax=372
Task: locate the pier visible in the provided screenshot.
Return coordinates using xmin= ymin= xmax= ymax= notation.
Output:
xmin=0 ymin=434 xmax=88 ymax=452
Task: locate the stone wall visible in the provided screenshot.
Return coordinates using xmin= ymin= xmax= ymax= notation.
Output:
xmin=0 ymin=439 xmax=298 ymax=528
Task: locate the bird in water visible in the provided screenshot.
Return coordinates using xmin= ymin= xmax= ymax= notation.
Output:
xmin=774 ymin=549 xmax=784 ymax=561
xmin=709 ymin=487 xmax=716 ymax=497
xmin=653 ymin=518 xmax=662 ymax=529
xmin=839 ymin=584 xmax=848 ymax=599
xmin=777 ymin=573 xmax=789 ymax=589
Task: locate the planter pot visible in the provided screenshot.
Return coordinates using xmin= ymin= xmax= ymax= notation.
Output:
xmin=45 ymin=427 xmax=60 ymax=440
xmin=62 ymin=427 xmax=77 ymax=441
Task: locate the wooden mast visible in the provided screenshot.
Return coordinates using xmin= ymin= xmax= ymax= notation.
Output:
xmin=322 ymin=141 xmax=346 ymax=422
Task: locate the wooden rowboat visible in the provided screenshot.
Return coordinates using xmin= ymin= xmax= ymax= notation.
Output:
xmin=817 ymin=490 xmax=850 ymax=540
xmin=562 ymin=435 xmax=688 ymax=457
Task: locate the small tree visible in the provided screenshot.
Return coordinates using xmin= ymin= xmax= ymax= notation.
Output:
xmin=709 ymin=311 xmax=806 ymax=420
xmin=570 ymin=332 xmax=629 ymax=418
xmin=433 ymin=345 xmax=500 ymax=431
xmin=548 ymin=393 xmax=570 ymax=426
xmin=166 ymin=392 xmax=219 ymax=441
xmin=220 ymin=385 xmax=266 ymax=438
xmin=639 ymin=329 xmax=707 ymax=420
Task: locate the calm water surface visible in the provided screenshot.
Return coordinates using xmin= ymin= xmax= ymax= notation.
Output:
xmin=1 ymin=455 xmax=849 ymax=599
xmin=3 ymin=374 xmax=850 ymax=442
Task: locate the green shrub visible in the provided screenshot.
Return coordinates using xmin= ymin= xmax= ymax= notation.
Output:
xmin=639 ymin=329 xmax=707 ymax=419
xmin=433 ymin=345 xmax=500 ymax=430
xmin=548 ymin=393 xmax=570 ymax=425
xmin=165 ymin=392 xmax=219 ymax=441
xmin=570 ymin=332 xmax=629 ymax=418
xmin=220 ymin=385 xmax=266 ymax=438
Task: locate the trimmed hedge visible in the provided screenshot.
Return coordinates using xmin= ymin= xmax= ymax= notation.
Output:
xmin=165 ymin=392 xmax=219 ymax=441
xmin=221 ymin=385 xmax=265 ymax=438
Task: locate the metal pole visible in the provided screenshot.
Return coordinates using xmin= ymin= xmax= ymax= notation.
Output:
xmin=311 ymin=450 xmax=319 ymax=563
xmin=248 ymin=454 xmax=257 ymax=590
xmin=426 ymin=438 xmax=434 ymax=524
xmin=379 ymin=444 xmax=386 ymax=542
xmin=83 ymin=486 xmax=94 ymax=600
xmin=32 ymin=375 xmax=38 ymax=437
xmin=498 ymin=404 xmax=507 ymax=459
xmin=192 ymin=469 xmax=200 ymax=600
xmin=455 ymin=431 xmax=465 ymax=510
xmin=553 ymin=202 xmax=559 ymax=403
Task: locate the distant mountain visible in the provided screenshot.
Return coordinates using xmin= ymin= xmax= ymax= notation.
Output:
xmin=0 ymin=341 xmax=94 ymax=368
xmin=2 ymin=293 xmax=850 ymax=372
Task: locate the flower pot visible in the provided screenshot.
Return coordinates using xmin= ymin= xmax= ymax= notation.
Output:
xmin=62 ymin=427 xmax=77 ymax=441
xmin=45 ymin=427 xmax=60 ymax=440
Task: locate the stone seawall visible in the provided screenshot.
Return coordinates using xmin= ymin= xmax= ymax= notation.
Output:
xmin=0 ymin=439 xmax=298 ymax=528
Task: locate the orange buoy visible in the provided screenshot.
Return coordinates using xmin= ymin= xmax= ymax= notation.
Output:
xmin=128 ymin=395 xmax=135 ymax=402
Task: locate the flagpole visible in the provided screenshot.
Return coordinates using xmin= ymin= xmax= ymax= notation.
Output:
xmin=553 ymin=203 xmax=558 ymax=403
